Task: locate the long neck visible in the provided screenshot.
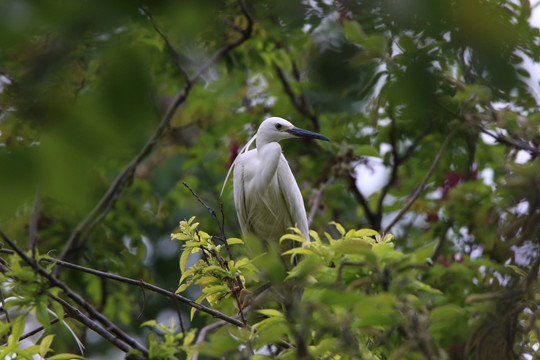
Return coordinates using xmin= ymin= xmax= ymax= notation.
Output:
xmin=256 ymin=141 xmax=282 ymax=191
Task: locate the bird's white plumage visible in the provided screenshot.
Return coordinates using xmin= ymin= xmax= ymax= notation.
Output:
xmin=225 ymin=117 xmax=329 ymax=245
xmin=233 ymin=143 xmax=309 ymax=243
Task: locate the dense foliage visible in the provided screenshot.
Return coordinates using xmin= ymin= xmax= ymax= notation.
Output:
xmin=0 ymin=0 xmax=539 ymax=359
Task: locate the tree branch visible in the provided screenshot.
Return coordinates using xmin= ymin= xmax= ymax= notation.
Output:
xmin=50 ymin=295 xmax=139 ymax=357
xmin=141 ymin=8 xmax=191 ymax=84
xmin=0 ymin=231 xmax=149 ymax=356
xmin=33 ymin=251 xmax=246 ymax=328
xmin=348 ymin=174 xmax=379 ymax=230
xmin=274 ymin=63 xmax=320 ymax=132
xmin=28 ymin=193 xmax=40 ymax=259
xmin=383 ymin=130 xmax=456 ymax=234
xmin=183 ymin=182 xmax=247 ymax=325
xmin=307 ymin=176 xmax=335 ymax=227
xmin=58 ymin=0 xmax=254 ymax=261
xmin=476 ymin=125 xmax=540 ymax=156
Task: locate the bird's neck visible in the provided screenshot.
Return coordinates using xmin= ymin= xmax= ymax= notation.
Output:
xmin=256 ymin=141 xmax=282 ymax=191
xmin=255 ymin=135 xmax=271 ymax=149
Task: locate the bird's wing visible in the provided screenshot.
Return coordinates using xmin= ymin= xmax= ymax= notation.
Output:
xmin=276 ymin=155 xmax=310 ymax=241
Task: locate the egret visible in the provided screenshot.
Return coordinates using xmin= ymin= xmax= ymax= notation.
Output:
xmin=222 ymin=117 xmax=329 ymax=248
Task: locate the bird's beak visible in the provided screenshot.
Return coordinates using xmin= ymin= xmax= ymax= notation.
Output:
xmin=286 ymin=127 xmax=330 ymax=141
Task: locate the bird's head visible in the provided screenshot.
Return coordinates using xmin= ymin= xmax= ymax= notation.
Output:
xmin=256 ymin=117 xmax=330 ymax=146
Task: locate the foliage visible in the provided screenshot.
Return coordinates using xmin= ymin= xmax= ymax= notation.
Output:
xmin=0 ymin=0 xmax=539 ymax=359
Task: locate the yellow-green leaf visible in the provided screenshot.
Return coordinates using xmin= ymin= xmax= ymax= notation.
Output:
xmin=330 ymin=221 xmax=346 ymax=237
xmin=226 ymin=237 xmax=244 ymax=245
xmin=39 ymin=335 xmax=55 ymax=357
xmin=257 ymin=309 xmax=284 ymax=318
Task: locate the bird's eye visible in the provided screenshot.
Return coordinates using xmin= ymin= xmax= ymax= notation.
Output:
xmin=275 ymin=123 xmax=283 ymax=130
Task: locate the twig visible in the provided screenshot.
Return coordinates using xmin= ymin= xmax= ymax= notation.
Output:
xmin=20 ymin=318 xmax=60 ymax=341
xmin=307 ymin=176 xmax=335 ymax=227
xmin=476 ymin=125 xmax=539 ymax=156
xmin=28 ymin=193 xmax=41 ymax=259
xmin=375 ymin=113 xmax=433 ymax=231
xmin=348 ymin=174 xmax=379 ymax=229
xmin=437 ymin=102 xmax=540 ymax=156
xmin=191 ymin=288 xmax=272 ymax=360
xmin=0 ymin=287 xmax=10 ymax=323
xmin=141 ymin=8 xmax=191 ymax=83
xmin=182 ymin=182 xmax=247 ymax=325
xmin=58 ymin=0 xmax=254 ymax=261
xmin=274 ymin=63 xmax=320 ymax=131
xmin=50 ymin=295 xmax=138 ymax=356
xmin=383 ymin=130 xmax=456 ymax=234
xmin=0 ymin=230 xmax=149 ymax=356
xmin=429 ymin=222 xmax=453 ymax=263
xmin=37 ymin=253 xmax=245 ymax=328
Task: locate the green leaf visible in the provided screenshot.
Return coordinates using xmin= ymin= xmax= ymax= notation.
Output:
xmin=35 ymin=298 xmax=50 ymax=328
xmin=279 ymin=233 xmax=306 ymax=244
xmin=179 ymin=247 xmax=192 ymax=274
xmin=355 ymin=145 xmax=380 ymax=157
xmin=505 ymin=264 xmax=527 ymax=277
xmin=39 ymin=334 xmax=55 ymax=357
xmin=226 ymin=237 xmax=244 ymax=245
xmin=10 ymin=314 xmax=26 ymax=344
xmin=330 ymin=221 xmax=346 ymax=237
xmin=343 ymin=20 xmax=365 ymax=44
xmin=141 ymin=320 xmax=158 ymax=327
xmin=257 ymin=309 xmax=284 ymax=318
xmin=48 ymin=354 xmax=85 ymax=360
xmin=353 ymin=229 xmax=380 ymax=238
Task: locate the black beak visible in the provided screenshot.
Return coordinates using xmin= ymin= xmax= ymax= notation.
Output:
xmin=286 ymin=127 xmax=330 ymax=141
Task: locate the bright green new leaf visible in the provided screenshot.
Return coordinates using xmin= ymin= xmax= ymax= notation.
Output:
xmin=257 ymin=309 xmax=284 ymax=318
xmin=39 ymin=335 xmax=55 ymax=357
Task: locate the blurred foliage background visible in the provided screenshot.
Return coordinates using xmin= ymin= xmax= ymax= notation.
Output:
xmin=0 ymin=0 xmax=539 ymax=359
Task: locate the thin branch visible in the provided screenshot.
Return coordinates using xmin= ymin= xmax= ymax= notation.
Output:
xmin=274 ymin=64 xmax=320 ymax=131
xmin=0 ymin=231 xmax=149 ymax=356
xmin=50 ymin=295 xmax=138 ymax=356
xmin=437 ymin=102 xmax=540 ymax=156
xmin=0 ymin=287 xmax=10 ymax=323
xmin=20 ymin=318 xmax=60 ymax=341
xmin=141 ymin=8 xmax=191 ymax=83
xmin=375 ymin=115 xmax=401 ymax=224
xmin=429 ymin=222 xmax=453 ymax=263
xmin=375 ymin=117 xmax=433 ymax=229
xmin=28 ymin=193 xmax=40 ymax=259
xmin=476 ymin=125 xmax=540 ymax=156
xmin=183 ymin=182 xmax=227 ymax=246
xmin=58 ymin=0 xmax=254 ymax=261
xmin=37 ymin=253 xmax=246 ymax=328
xmin=191 ymin=288 xmax=272 ymax=360
xmin=383 ymin=130 xmax=456 ymax=234
xmin=349 ymin=174 xmax=379 ymax=230
xmin=183 ymin=182 xmax=247 ymax=325
xmin=308 ymin=176 xmax=335 ymax=227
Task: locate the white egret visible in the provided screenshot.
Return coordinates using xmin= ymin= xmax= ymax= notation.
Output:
xmin=222 ymin=117 xmax=329 ymax=247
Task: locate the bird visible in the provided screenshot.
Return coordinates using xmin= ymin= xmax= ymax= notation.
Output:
xmin=222 ymin=117 xmax=329 ymax=249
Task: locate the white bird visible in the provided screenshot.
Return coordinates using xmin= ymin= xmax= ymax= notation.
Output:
xmin=222 ymin=117 xmax=329 ymax=247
